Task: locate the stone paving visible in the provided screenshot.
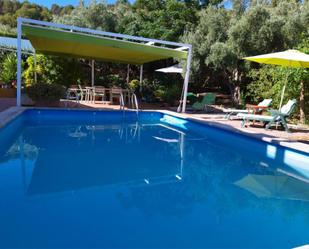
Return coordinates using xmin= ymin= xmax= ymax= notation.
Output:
xmin=166 ymin=111 xmax=309 ymax=153
xmin=0 ymin=98 xmax=16 ymax=112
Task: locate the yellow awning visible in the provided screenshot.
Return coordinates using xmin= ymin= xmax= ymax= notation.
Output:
xmin=22 ymin=25 xmax=188 ymax=65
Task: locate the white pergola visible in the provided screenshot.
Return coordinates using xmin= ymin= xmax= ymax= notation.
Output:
xmin=16 ymin=17 xmax=192 ymax=112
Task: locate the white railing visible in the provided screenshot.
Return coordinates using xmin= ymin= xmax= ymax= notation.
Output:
xmin=131 ymin=93 xmax=139 ymax=113
xmin=119 ymin=93 xmax=125 ymax=110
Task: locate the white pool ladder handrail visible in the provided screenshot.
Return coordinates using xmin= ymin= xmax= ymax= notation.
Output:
xmin=119 ymin=93 xmax=125 ymax=110
xmin=131 ymin=93 xmax=139 ymax=113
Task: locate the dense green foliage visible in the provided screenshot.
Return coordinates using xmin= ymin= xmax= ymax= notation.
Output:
xmin=0 ymin=0 xmax=308 ymax=120
xmin=182 ymin=1 xmax=309 ymax=105
xmin=26 ymin=82 xmax=66 ymax=103
xmin=246 ymin=37 xmax=309 ymax=122
xmin=23 ymin=55 xmax=84 ymax=87
xmin=0 ymin=53 xmax=17 ymax=84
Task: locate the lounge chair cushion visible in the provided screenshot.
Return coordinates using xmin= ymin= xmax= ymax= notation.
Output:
xmin=281 ymin=99 xmax=297 ymax=115
xmin=258 ymin=99 xmax=272 ymax=107
xmin=223 ymin=98 xmax=272 ymax=116
xmin=223 ymin=109 xmax=253 ymax=113
xmin=237 ymin=113 xmax=274 ymax=122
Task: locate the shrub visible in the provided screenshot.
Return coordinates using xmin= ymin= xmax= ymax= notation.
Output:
xmin=0 ymin=53 xmax=18 ymax=85
xmin=128 ymin=79 xmax=139 ymax=92
xmin=26 ymin=83 xmax=66 ymax=103
xmin=154 ymin=84 xmax=182 ymax=105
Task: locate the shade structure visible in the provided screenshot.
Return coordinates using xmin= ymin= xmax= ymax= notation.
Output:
xmin=244 ymin=49 xmax=309 ymax=110
xmin=16 ymin=18 xmax=192 ymax=113
xmin=235 ymin=174 xmax=309 ymax=202
xmin=0 ymin=36 xmax=34 ymax=53
xmin=244 ymin=50 xmax=309 ymax=68
xmin=155 ymin=64 xmax=183 ymax=74
xmin=22 ymin=25 xmax=188 ymax=65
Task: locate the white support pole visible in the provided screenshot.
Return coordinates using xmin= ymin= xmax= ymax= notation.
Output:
xmin=139 ymin=64 xmax=143 ymax=93
xmin=91 ymin=60 xmax=95 ymax=87
xmin=181 ymin=46 xmax=192 ymax=113
xmin=279 ymin=67 xmax=290 ymax=111
xmin=16 ymin=18 xmax=22 ymax=107
xmin=34 ymin=51 xmax=37 ymax=84
xmin=126 ymin=64 xmax=130 ymax=85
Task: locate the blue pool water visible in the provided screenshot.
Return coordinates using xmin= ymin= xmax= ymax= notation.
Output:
xmin=0 ymin=109 xmax=309 ymax=248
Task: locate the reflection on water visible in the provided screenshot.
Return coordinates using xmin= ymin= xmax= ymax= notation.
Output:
xmin=235 ymin=174 xmax=309 ymax=202
xmin=19 ymin=123 xmax=184 ymax=196
xmin=0 ymin=113 xmax=309 ymax=248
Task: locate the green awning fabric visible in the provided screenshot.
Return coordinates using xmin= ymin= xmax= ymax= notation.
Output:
xmin=22 ymin=25 xmax=188 ymax=64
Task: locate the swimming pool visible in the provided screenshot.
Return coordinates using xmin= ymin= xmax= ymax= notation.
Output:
xmin=0 ymin=109 xmax=308 ymax=248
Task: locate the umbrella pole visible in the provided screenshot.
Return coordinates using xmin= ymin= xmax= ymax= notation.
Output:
xmin=279 ymin=82 xmax=286 ymax=111
xmin=279 ymin=69 xmax=290 ymax=111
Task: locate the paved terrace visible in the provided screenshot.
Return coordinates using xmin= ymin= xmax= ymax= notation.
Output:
xmin=1 ymin=98 xmax=308 ymax=153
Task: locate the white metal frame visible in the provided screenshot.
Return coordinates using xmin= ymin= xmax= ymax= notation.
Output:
xmin=16 ymin=17 xmax=192 ymax=112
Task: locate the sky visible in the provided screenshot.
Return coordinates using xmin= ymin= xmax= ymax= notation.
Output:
xmin=29 ymin=0 xmax=132 ymax=8
xmin=29 ymin=0 xmax=231 ymax=9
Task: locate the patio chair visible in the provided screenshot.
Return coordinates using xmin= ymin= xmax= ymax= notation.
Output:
xmin=110 ymin=87 xmax=123 ymax=104
xmin=93 ymin=86 xmax=105 ymax=103
xmin=237 ymin=99 xmax=297 ymax=132
xmin=65 ymin=85 xmax=81 ymax=107
xmin=223 ymin=99 xmax=272 ymax=119
xmin=191 ymin=93 xmax=216 ymax=111
xmin=78 ymin=85 xmax=88 ymax=101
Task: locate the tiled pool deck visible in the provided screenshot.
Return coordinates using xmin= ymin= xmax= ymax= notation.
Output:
xmin=1 ymin=100 xmax=308 ymax=154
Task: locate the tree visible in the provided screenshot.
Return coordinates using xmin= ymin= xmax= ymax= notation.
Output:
xmin=23 ymin=55 xmax=85 ymax=87
xmin=15 ymin=2 xmax=52 ymax=22
xmin=182 ymin=0 xmax=308 ymax=105
xmin=54 ymin=0 xmax=117 ymax=32
xmin=246 ymin=36 xmax=309 ymax=123
xmin=297 ymin=36 xmax=309 ymax=123
xmin=0 ymin=0 xmax=21 ymax=15
xmin=122 ymin=0 xmax=199 ymax=41
xmin=51 ymin=4 xmax=61 ymax=15
xmin=0 ymin=53 xmax=24 ymax=85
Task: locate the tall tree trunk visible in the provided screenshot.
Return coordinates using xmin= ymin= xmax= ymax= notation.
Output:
xmin=231 ymin=85 xmax=241 ymax=107
xmin=225 ymin=82 xmax=241 ymax=107
xmin=231 ymin=67 xmax=242 ymax=107
xmin=299 ymin=80 xmax=306 ymax=124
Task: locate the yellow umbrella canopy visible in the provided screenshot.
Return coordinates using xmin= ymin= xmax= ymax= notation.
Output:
xmin=234 ymin=174 xmax=309 ymax=202
xmin=243 ymin=49 xmax=309 ymax=68
xmin=244 ymin=49 xmax=309 ymax=109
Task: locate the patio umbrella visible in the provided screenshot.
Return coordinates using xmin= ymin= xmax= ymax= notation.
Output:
xmin=156 ymin=64 xmax=184 ymax=112
xmin=234 ymin=174 xmax=309 ymax=202
xmin=243 ymin=49 xmax=309 ymax=110
xmin=155 ymin=64 xmax=183 ymax=74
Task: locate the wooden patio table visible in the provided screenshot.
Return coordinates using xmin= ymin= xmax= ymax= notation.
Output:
xmin=246 ymin=104 xmax=269 ymax=125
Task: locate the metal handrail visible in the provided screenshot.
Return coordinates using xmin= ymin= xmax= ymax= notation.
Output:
xmin=119 ymin=93 xmax=125 ymax=110
xmin=131 ymin=93 xmax=139 ymax=112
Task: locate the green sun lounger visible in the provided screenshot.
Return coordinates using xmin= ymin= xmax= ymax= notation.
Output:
xmin=237 ymin=99 xmax=297 ymax=132
xmin=191 ymin=93 xmax=216 ymax=111
xmin=224 ymin=99 xmax=272 ymax=119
